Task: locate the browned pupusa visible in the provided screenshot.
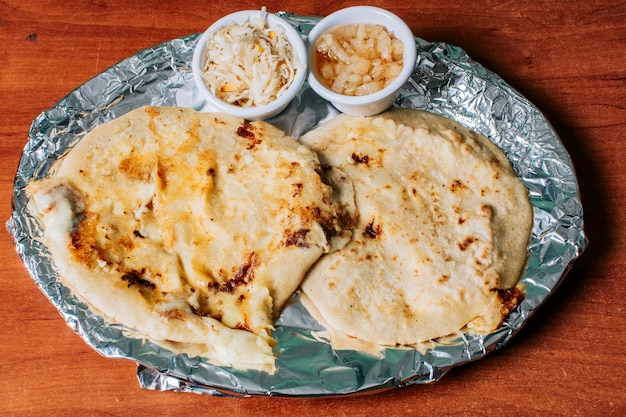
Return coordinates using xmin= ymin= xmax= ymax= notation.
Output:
xmin=26 ymin=106 xmax=356 ymax=372
xmin=300 ymin=109 xmax=533 ymax=346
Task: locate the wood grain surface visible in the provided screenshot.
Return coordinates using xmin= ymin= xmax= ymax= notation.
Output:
xmin=1 ymin=1 xmax=624 ymax=416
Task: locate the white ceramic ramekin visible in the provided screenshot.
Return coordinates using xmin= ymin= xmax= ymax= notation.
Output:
xmin=307 ymin=6 xmax=417 ymax=117
xmin=192 ymin=10 xmax=307 ymax=120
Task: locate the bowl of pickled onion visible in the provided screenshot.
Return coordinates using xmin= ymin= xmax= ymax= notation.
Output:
xmin=307 ymin=6 xmax=416 ymax=116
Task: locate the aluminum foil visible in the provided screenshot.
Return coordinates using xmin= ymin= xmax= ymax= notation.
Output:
xmin=6 ymin=13 xmax=588 ymax=397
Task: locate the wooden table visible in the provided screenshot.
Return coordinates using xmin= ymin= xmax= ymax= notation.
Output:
xmin=1 ymin=1 xmax=624 ymax=415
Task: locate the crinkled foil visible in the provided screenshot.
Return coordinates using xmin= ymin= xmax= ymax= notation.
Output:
xmin=6 ymin=13 xmax=588 ymax=397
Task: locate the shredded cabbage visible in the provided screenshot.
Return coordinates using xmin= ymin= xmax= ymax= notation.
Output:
xmin=202 ymin=8 xmax=302 ymax=107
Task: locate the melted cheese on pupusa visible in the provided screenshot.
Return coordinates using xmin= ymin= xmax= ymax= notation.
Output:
xmin=27 ymin=106 xmax=356 ymax=372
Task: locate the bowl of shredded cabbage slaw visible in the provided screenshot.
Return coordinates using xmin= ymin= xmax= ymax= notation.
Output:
xmin=193 ymin=8 xmax=307 ymax=120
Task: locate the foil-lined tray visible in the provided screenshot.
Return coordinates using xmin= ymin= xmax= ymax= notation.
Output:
xmin=7 ymin=13 xmax=588 ymax=397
